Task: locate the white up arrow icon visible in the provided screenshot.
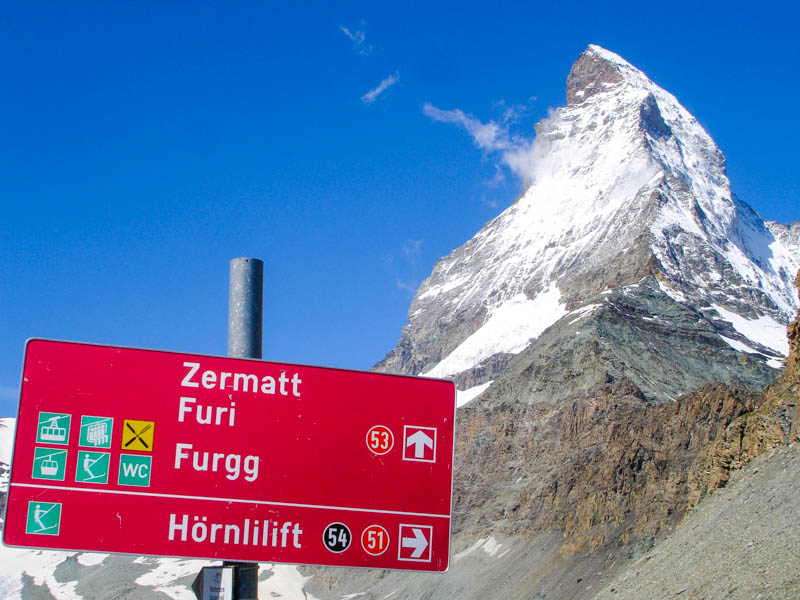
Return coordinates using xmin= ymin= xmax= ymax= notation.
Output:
xmin=405 ymin=429 xmax=434 ymax=459
xmin=401 ymin=527 xmax=430 ymax=559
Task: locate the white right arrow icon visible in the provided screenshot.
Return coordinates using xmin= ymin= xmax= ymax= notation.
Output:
xmin=401 ymin=527 xmax=429 ymax=558
xmin=405 ymin=430 xmax=433 ymax=458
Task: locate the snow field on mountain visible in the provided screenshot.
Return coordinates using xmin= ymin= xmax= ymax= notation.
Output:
xmin=453 ymin=536 xmax=508 ymax=561
xmin=1 ymin=417 xmax=15 ymax=496
xmin=456 ymin=381 xmax=493 ymax=407
xmin=425 ymin=283 xmax=566 ymax=378
xmin=0 ymin=418 xmax=14 ymax=468
xmin=719 ymin=336 xmax=783 ymax=369
xmin=133 ymin=557 xmax=315 ymax=599
xmin=0 ymin=547 xmax=82 ymax=599
xmin=714 ymin=304 xmax=789 ymax=357
xmin=0 ymin=548 xmax=315 ymax=599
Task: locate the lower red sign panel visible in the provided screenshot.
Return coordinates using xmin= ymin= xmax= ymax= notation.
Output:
xmin=5 ymin=486 xmax=450 ymax=570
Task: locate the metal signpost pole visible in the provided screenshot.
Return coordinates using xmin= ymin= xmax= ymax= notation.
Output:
xmin=225 ymin=257 xmax=263 ymax=599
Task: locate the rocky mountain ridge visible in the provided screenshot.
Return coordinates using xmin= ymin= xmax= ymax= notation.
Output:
xmin=377 ymin=46 xmax=799 ymax=402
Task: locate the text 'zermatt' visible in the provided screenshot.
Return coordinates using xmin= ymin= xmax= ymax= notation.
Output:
xmin=181 ymin=361 xmax=302 ymax=397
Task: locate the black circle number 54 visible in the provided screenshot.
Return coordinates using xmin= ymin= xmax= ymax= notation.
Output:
xmin=323 ymin=522 xmax=352 ymax=553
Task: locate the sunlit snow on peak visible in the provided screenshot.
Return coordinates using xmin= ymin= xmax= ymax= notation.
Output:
xmin=425 ymin=283 xmax=566 ymax=379
xmin=399 ymin=46 xmax=798 ymax=386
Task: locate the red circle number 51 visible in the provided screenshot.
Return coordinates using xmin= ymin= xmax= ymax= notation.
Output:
xmin=361 ymin=524 xmax=390 ymax=556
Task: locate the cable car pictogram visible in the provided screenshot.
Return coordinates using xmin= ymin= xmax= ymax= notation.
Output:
xmin=40 ymin=456 xmax=60 ymax=476
xmin=40 ymin=417 xmax=67 ymax=442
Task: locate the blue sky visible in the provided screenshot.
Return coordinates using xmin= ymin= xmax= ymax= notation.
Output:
xmin=1 ymin=1 xmax=798 ymax=416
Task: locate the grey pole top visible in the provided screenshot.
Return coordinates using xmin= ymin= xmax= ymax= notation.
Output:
xmin=226 ymin=257 xmax=263 ymax=599
xmin=228 ymin=258 xmax=264 ymax=360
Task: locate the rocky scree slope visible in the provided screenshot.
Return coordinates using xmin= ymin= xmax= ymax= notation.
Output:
xmin=377 ymin=45 xmax=799 ymax=400
xmin=594 ymin=282 xmax=800 ymax=599
xmin=596 ymin=443 xmax=800 ymax=600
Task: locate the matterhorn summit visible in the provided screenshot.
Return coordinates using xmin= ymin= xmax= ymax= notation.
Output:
xmin=378 ymin=45 xmax=799 ymax=403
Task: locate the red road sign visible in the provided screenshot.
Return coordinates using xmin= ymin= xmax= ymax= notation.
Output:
xmin=2 ymin=340 xmax=456 ymax=572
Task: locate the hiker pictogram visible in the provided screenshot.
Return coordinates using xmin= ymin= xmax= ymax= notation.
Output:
xmin=121 ymin=419 xmax=155 ymax=451
xmin=36 ymin=412 xmax=71 ymax=445
xmin=25 ymin=501 xmax=62 ymax=535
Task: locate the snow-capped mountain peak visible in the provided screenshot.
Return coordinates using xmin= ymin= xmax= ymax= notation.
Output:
xmin=377 ymin=45 xmax=799 ymax=394
xmin=0 ymin=417 xmax=15 ymax=495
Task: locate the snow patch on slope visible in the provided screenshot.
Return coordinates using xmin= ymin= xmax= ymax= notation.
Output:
xmin=0 ymin=417 xmax=15 ymax=495
xmin=0 ymin=549 xmax=317 ymax=600
xmin=134 ymin=556 xmax=203 ymax=598
xmin=713 ymin=304 xmax=789 ymax=357
xmin=1 ymin=418 xmax=15 ymax=465
xmin=719 ymin=336 xmax=783 ymax=369
xmin=457 ymin=381 xmax=493 ymax=407
xmin=76 ymin=552 xmax=109 ymax=567
xmin=259 ymin=564 xmax=318 ymax=599
xmin=453 ymin=536 xmax=505 ymax=561
xmin=425 ymin=283 xmax=566 ymax=378
xmin=0 ymin=548 xmax=82 ymax=600
xmin=569 ymin=303 xmax=602 ymax=324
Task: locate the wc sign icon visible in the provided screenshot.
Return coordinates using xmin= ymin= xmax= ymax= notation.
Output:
xmin=118 ymin=454 xmax=152 ymax=487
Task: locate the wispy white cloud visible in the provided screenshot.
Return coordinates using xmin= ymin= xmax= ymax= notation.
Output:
xmin=396 ymin=280 xmax=418 ymax=294
xmin=340 ymin=23 xmax=373 ymax=55
xmin=422 ymin=103 xmax=510 ymax=151
xmin=361 ymin=72 xmax=400 ymax=105
xmin=422 ymin=101 xmax=543 ymax=187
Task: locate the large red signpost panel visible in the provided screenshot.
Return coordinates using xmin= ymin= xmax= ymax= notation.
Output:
xmin=3 ymin=340 xmax=456 ymax=572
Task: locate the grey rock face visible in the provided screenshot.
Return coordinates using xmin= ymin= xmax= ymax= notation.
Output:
xmin=481 ymin=278 xmax=778 ymax=407
xmin=594 ymin=445 xmax=800 ymax=600
xmin=567 ymin=44 xmax=625 ymax=105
